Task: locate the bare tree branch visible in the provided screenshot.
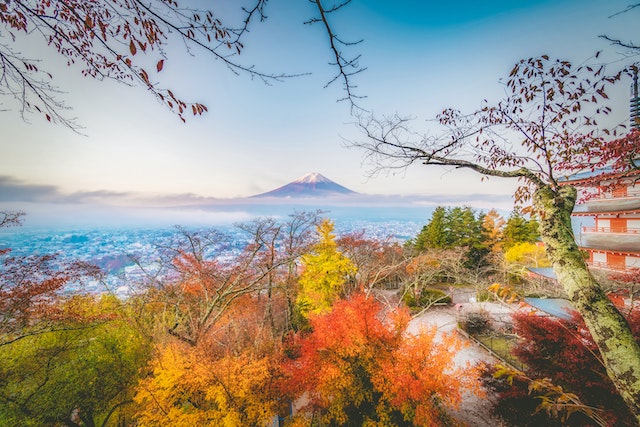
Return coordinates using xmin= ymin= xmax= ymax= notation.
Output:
xmin=351 ymin=57 xmax=631 ymax=205
xmin=0 ymin=0 xmax=361 ymax=128
xmin=309 ymin=0 xmax=366 ymax=111
xmin=599 ymin=3 xmax=640 ymax=53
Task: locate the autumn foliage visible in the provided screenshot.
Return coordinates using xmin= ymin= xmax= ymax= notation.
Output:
xmin=5 ymin=206 xmax=640 ymax=426
xmin=282 ymin=292 xmax=482 ymax=426
xmin=134 ymin=342 xmax=281 ymax=426
xmin=0 ymin=0 xmax=235 ymax=125
xmin=133 ymin=290 xmax=288 ymax=425
xmin=0 ymin=251 xmax=99 ymax=346
xmin=486 ymin=310 xmax=640 ymax=426
xmin=355 ymin=55 xmax=640 ymax=420
xmin=0 ymin=1 xmax=362 ymax=127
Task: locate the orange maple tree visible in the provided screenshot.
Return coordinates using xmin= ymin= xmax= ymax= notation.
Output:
xmin=281 ymin=292 xmax=482 ymax=426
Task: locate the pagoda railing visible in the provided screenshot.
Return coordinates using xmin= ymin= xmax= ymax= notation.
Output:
xmin=586 ymin=261 xmax=629 ymax=271
xmin=589 ymin=190 xmax=640 ymax=200
xmin=582 ymin=226 xmax=640 ymax=234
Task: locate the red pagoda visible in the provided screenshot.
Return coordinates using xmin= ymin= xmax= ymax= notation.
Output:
xmin=564 ymin=168 xmax=640 ymax=271
xmin=562 ymin=73 xmax=640 ymax=272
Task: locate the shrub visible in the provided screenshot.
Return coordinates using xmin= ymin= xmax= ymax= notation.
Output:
xmin=461 ymin=311 xmax=492 ymax=335
xmin=475 ymin=289 xmax=496 ymax=302
xmin=403 ymin=288 xmax=451 ymax=309
xmin=483 ymin=310 xmax=640 ymax=427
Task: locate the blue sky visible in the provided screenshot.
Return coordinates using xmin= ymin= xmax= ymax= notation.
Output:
xmin=0 ymin=0 xmax=637 ymax=226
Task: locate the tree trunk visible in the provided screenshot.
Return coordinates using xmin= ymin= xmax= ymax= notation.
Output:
xmin=534 ymin=185 xmax=640 ymax=424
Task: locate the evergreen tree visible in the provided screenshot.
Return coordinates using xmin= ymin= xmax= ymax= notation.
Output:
xmin=413 ymin=206 xmax=448 ymax=250
xmin=413 ymin=206 xmax=490 ymax=268
xmin=448 ymin=206 xmax=486 ymax=248
xmin=456 ymin=207 xmax=490 ymax=269
xmin=503 ymin=210 xmax=541 ymax=250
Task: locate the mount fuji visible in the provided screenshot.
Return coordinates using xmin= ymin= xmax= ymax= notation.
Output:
xmin=252 ymin=172 xmax=358 ymax=198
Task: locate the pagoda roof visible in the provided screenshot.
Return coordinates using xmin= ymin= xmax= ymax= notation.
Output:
xmin=559 ymin=166 xmax=615 ymax=182
xmin=559 ymin=167 xmax=639 ymax=185
xmin=524 ymin=297 xmax=576 ymax=320
xmin=572 ymin=208 xmax=640 ymax=216
xmin=579 ymin=247 xmax=640 ymax=257
xmin=526 ymin=267 xmax=557 ymax=280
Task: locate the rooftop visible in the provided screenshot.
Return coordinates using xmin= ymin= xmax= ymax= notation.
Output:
xmin=559 ymin=166 xmax=640 ymax=185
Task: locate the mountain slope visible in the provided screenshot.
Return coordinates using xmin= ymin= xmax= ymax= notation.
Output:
xmin=252 ymin=172 xmax=357 ymax=198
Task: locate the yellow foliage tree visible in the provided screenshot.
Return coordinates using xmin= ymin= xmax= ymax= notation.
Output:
xmin=504 ymin=242 xmax=551 ymax=268
xmin=297 ymin=219 xmax=356 ymax=317
xmin=134 ymin=343 xmax=280 ymax=426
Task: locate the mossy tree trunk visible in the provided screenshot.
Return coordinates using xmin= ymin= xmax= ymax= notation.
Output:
xmin=534 ymin=185 xmax=640 ymax=424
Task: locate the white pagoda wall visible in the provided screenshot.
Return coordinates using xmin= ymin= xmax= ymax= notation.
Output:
xmin=593 ymin=252 xmax=607 ymax=264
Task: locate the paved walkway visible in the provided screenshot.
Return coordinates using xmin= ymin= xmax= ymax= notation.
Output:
xmin=408 ymin=304 xmax=509 ymax=427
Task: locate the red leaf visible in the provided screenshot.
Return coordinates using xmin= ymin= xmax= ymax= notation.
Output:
xmin=156 ymin=59 xmax=164 ymax=72
xmin=129 ymin=40 xmax=137 ymax=56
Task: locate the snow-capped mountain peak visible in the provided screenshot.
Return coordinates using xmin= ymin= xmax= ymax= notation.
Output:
xmin=252 ymin=172 xmax=357 ymax=198
xmin=293 ymin=172 xmax=333 ymax=185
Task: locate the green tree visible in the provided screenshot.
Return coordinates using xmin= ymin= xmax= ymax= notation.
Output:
xmin=413 ymin=206 xmax=486 ymax=250
xmin=354 ymin=56 xmax=640 ymax=420
xmin=503 ymin=209 xmax=540 ymax=250
xmin=296 ymin=219 xmax=356 ymax=318
xmin=451 ymin=206 xmax=490 ymax=268
xmin=413 ymin=206 xmax=490 ymax=268
xmin=414 ymin=206 xmax=448 ymax=250
xmin=0 ymin=295 xmax=151 ymax=427
xmin=448 ymin=206 xmax=484 ymax=248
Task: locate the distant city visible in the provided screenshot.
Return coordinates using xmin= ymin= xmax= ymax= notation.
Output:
xmin=0 ymin=216 xmax=425 ymax=297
